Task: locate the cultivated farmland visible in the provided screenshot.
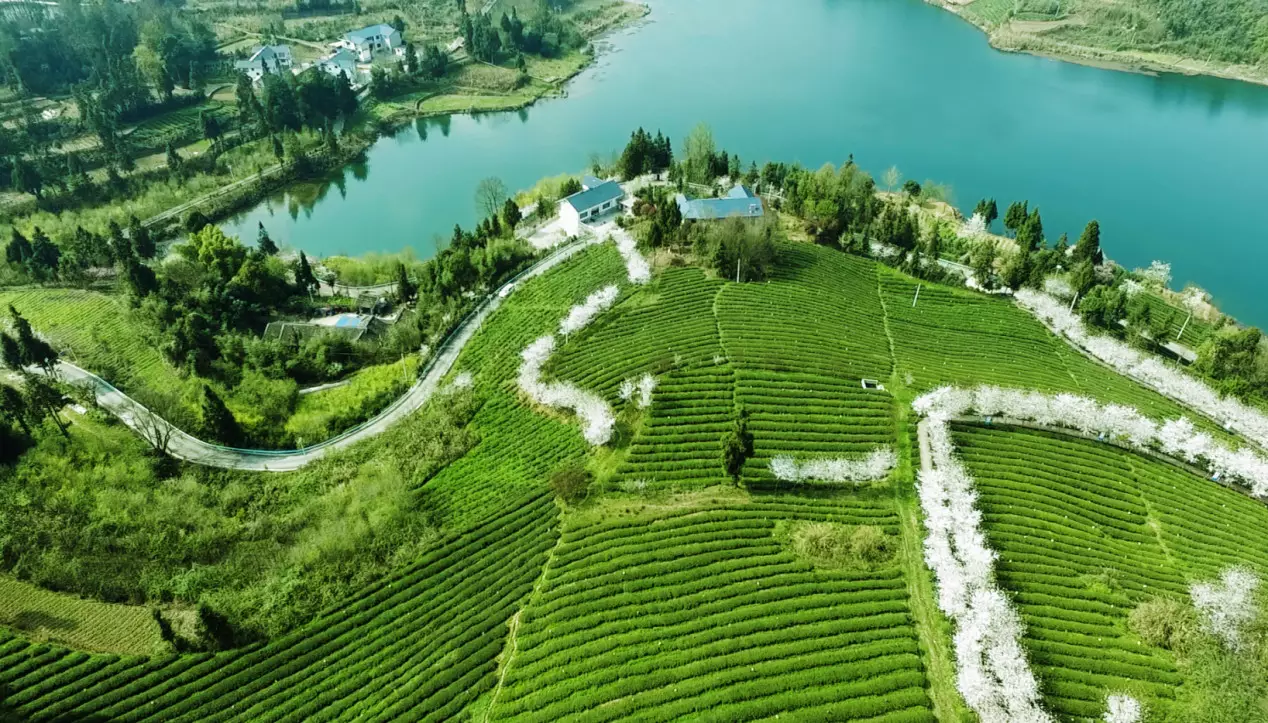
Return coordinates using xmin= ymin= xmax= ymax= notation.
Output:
xmin=5 ymin=239 xmax=1268 ymax=721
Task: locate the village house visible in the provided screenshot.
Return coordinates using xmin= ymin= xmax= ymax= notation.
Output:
xmin=316 ymin=48 xmax=358 ymax=81
xmin=337 ymin=23 xmax=404 ymax=62
xmin=234 ymin=45 xmax=293 ymax=83
xmin=675 ymin=184 xmax=765 ymax=221
xmin=559 ymin=175 xmax=624 ymax=236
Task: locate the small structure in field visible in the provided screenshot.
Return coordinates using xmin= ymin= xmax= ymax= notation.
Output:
xmin=264 ymin=313 xmax=388 ymax=344
xmin=559 ymin=176 xmax=624 ymax=236
xmin=675 ymin=184 xmax=764 ymax=221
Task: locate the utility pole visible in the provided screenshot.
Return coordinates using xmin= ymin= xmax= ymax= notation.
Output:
xmin=912 ymin=284 xmax=921 ymax=308
xmin=1069 ymin=292 xmax=1079 ymax=313
xmin=735 ymin=256 xmax=741 ymax=284
xmin=1177 ymin=311 xmax=1192 ymax=343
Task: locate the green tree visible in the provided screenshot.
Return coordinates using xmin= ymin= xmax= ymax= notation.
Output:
xmin=22 ymin=371 xmax=67 ymax=436
xmin=721 ymin=407 xmax=753 ymax=481
xmin=27 ymin=228 xmax=60 ymax=281
xmin=902 ymin=179 xmax=922 ymax=197
xmin=122 ymin=254 xmax=159 ymax=298
xmin=973 ymin=198 xmax=999 ymax=227
xmin=12 ymin=158 xmax=42 ymax=198
xmin=294 ymin=251 xmax=319 ymax=296
xmin=1003 ymin=200 xmax=1028 ymax=236
xmin=200 ymin=109 xmax=222 ymax=148
xmin=394 ymin=261 xmax=416 ymax=304
xmin=5 ymin=229 xmax=31 ymax=268
xmin=970 ymin=241 xmax=999 ymax=291
xmin=706 ymin=217 xmax=779 ymax=282
xmin=256 ymin=222 xmax=278 ymax=256
xmin=199 ymin=384 xmax=242 ymax=446
xmin=0 ymin=383 xmax=29 ymax=435
xmin=682 ymin=123 xmax=717 ymax=185
xmin=1016 ymin=208 xmax=1044 ymax=252
xmin=501 ymin=196 xmax=522 ymax=230
xmin=9 ymin=305 xmax=58 ymax=371
xmin=1074 ymin=219 xmax=1103 ymax=265
xmin=129 ymin=215 xmax=155 ymax=259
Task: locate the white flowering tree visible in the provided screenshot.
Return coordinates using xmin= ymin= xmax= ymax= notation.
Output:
xmin=769 ymin=448 xmax=896 ymax=484
xmin=1191 ymin=566 xmax=1260 ymax=651
xmin=1103 ymin=693 xmax=1143 ymax=723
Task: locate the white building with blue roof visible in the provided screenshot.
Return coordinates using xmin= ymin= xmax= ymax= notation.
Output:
xmin=559 ymin=176 xmax=625 ymax=235
xmin=675 ymin=184 xmax=764 ymax=221
xmin=338 ymin=23 xmax=403 ymax=62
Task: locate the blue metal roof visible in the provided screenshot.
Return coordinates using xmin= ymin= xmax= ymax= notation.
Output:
xmin=562 ymin=180 xmax=624 ymax=213
xmin=581 ymin=174 xmax=604 ymax=189
xmin=676 ymin=185 xmax=764 ymax=220
xmin=347 ymin=24 xmax=395 ymax=41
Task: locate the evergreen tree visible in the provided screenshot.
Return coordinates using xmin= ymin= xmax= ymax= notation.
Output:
xmin=1074 ymin=220 xmax=1103 ymax=265
xmin=721 ymin=407 xmax=753 ymax=481
xmin=256 ymin=222 xmax=278 ymax=255
xmin=122 ymin=255 xmax=159 ymax=298
xmin=973 ymin=197 xmax=998 ymax=226
xmin=11 ymin=158 xmax=42 ymax=198
xmin=199 ymin=384 xmax=241 ymax=446
xmin=23 ymin=372 xmax=67 ymax=436
xmin=1003 ymin=200 xmax=1028 ymax=235
xmin=28 ymin=228 xmax=60 ymax=281
xmin=272 ymin=135 xmax=285 ymax=163
xmin=129 ymin=215 xmax=155 ymax=259
xmin=394 ymin=261 xmax=416 ymax=304
xmin=502 ymin=196 xmax=522 ymax=229
xmin=5 ymin=229 xmax=31 ymax=268
xmin=165 ymin=142 xmax=184 ymax=180
xmin=1016 ymin=208 xmax=1044 ymax=252
xmin=9 ymin=305 xmax=58 ymax=371
xmin=294 ymin=251 xmax=319 ymax=295
xmin=0 ymin=383 xmax=29 ymax=435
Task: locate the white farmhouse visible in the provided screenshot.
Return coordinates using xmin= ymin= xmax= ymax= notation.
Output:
xmin=559 ymin=175 xmax=624 ymax=236
xmin=316 ymin=49 xmax=358 ymax=81
xmin=234 ymin=45 xmax=293 ymax=83
xmin=338 ymin=24 xmax=403 ymax=62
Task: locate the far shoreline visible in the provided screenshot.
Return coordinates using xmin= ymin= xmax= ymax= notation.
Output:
xmin=924 ymin=0 xmax=1268 ymax=89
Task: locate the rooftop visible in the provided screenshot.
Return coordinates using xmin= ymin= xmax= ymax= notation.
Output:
xmin=676 ymin=184 xmax=764 ymax=220
xmin=346 ymin=24 xmax=397 ymax=41
xmin=562 ymin=179 xmax=624 ymax=213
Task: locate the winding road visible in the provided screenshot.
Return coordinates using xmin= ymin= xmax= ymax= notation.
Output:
xmin=57 ymin=237 xmax=591 ymax=472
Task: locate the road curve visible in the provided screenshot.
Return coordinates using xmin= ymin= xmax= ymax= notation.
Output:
xmin=58 ymin=238 xmax=592 ymax=472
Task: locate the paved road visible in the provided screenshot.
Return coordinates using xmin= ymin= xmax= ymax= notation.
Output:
xmin=57 ymin=239 xmax=592 ymax=472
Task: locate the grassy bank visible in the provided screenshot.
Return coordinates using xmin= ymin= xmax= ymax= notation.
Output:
xmin=930 ymin=0 xmax=1268 ymax=87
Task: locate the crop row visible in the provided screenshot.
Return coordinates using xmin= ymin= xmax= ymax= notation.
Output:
xmin=955 ymin=425 xmax=1195 ymax=718
xmin=5 ymin=493 xmax=558 ymax=722
xmin=489 ymin=501 xmax=932 ymax=721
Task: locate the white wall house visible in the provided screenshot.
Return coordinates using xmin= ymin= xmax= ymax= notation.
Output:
xmin=234 ymin=45 xmax=293 ymax=84
xmin=559 ymin=176 xmax=624 ymax=236
xmin=337 ymin=24 xmax=403 ymax=62
xmin=316 ymin=48 xmax=358 ymax=81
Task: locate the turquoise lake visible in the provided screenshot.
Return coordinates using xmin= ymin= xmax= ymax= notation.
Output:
xmin=221 ymin=0 xmax=1268 ymax=328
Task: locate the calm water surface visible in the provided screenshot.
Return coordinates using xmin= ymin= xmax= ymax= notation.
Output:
xmin=222 ymin=0 xmax=1268 ymax=327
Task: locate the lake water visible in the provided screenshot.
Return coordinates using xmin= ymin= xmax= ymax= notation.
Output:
xmin=222 ymin=0 xmax=1268 ymax=328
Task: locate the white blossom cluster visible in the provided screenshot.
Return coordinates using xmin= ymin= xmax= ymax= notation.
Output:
xmin=917 ymin=416 xmax=1053 ymax=722
xmin=1042 ymin=276 xmax=1074 ymax=300
xmin=1138 ymin=260 xmax=1172 ymax=288
xmin=1121 ymin=279 xmax=1144 ymax=297
xmin=613 ymin=231 xmax=651 ymax=284
xmin=914 ymin=385 xmax=1268 ymax=496
xmin=1102 ymin=693 xmax=1143 ymax=723
xmin=769 ymin=447 xmax=896 ymax=483
xmin=617 ymin=373 xmax=657 ymax=409
xmin=445 ymin=371 xmax=474 ymax=393
xmin=518 ymin=335 xmax=615 ymax=446
xmin=1016 ymin=288 xmax=1268 ymax=451
xmin=960 ymin=213 xmax=988 ymax=240
xmin=559 ymin=285 xmax=619 ymax=336
xmin=1191 ymin=566 xmax=1260 ymax=651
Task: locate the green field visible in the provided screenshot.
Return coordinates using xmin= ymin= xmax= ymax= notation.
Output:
xmin=958 ymin=424 xmax=1268 ymax=719
xmin=3 ymin=239 xmax=1266 ymax=720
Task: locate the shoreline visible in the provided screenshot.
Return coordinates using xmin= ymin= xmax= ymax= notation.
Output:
xmin=926 ymin=0 xmax=1268 ymax=88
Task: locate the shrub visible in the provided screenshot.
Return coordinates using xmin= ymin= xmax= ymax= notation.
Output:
xmin=550 ymin=464 xmax=592 ymax=504
xmin=850 ymin=526 xmax=893 ymax=565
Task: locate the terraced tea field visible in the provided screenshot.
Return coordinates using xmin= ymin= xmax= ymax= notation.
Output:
xmin=0 ymin=492 xmax=557 ymax=722
xmin=488 ymin=493 xmax=935 ymax=722
xmin=6 ymin=239 xmax=1268 ymax=721
xmin=957 ymin=424 xmax=1268 ymax=719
